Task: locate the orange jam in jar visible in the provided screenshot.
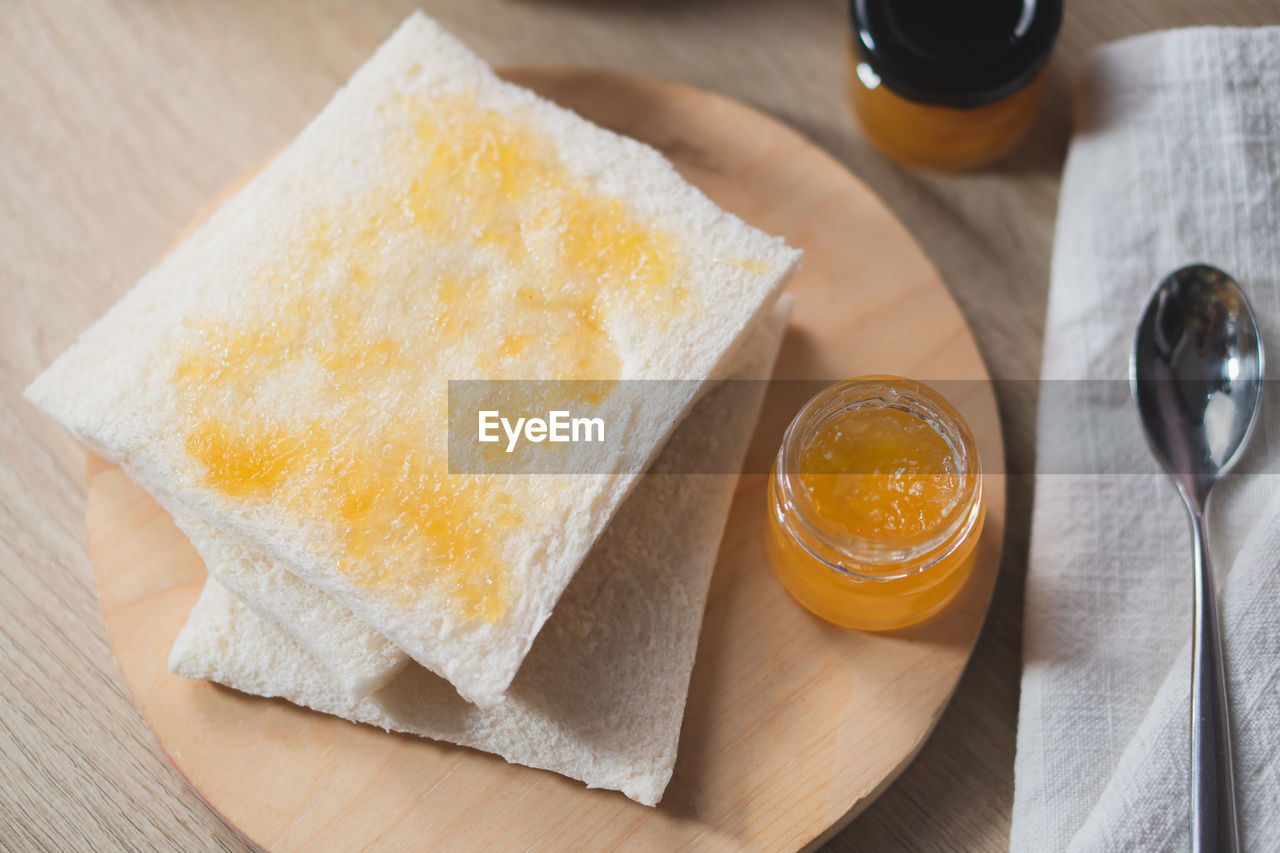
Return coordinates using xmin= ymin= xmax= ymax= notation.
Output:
xmin=767 ymin=377 xmax=984 ymax=630
xmin=848 ymin=0 xmax=1061 ymax=171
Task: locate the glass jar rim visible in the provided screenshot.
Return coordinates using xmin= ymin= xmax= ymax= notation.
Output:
xmin=772 ymin=376 xmax=983 ymax=582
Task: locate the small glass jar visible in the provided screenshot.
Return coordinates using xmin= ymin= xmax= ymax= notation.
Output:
xmin=848 ymin=0 xmax=1062 ymax=171
xmin=767 ymin=377 xmax=984 ymax=630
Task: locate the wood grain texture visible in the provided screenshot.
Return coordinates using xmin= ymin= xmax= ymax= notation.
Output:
xmin=3 ymin=1 xmax=1277 ymax=851
xmin=82 ymin=67 xmax=1005 ymax=852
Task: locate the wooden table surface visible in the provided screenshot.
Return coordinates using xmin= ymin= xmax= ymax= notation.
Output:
xmin=3 ymin=1 xmax=1276 ymax=851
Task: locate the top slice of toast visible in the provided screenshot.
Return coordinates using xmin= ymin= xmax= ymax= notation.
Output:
xmin=25 ymin=12 xmax=799 ymax=706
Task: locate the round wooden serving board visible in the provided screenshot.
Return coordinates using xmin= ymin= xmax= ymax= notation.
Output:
xmin=86 ymin=68 xmax=1005 ymax=852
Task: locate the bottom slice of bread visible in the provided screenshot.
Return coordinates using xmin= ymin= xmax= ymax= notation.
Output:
xmin=168 ymin=297 xmax=790 ymax=806
xmin=167 ymin=505 xmax=409 ymax=702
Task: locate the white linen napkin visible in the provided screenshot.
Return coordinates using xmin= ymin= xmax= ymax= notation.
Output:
xmin=1012 ymin=28 xmax=1280 ymax=852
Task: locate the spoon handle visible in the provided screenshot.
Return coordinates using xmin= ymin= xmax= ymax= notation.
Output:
xmin=1189 ymin=509 xmax=1240 ymax=853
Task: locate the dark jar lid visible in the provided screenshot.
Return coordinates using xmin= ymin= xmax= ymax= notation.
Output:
xmin=849 ymin=0 xmax=1062 ymax=109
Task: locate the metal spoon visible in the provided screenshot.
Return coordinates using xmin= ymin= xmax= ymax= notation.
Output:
xmin=1131 ymin=263 xmax=1264 ymax=853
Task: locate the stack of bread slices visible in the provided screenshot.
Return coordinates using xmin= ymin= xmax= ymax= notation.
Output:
xmin=25 ymin=13 xmax=799 ymax=806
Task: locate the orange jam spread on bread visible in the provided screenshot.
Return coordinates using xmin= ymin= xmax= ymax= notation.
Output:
xmin=172 ymin=90 xmax=688 ymax=623
xmin=766 ymin=378 xmax=984 ymax=631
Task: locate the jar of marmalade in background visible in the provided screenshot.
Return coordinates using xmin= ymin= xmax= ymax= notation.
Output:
xmin=848 ymin=0 xmax=1062 ymax=170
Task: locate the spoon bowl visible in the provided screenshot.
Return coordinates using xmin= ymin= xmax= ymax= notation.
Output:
xmin=1132 ymin=263 xmax=1264 ymax=503
xmin=1130 ymin=262 xmax=1265 ymax=853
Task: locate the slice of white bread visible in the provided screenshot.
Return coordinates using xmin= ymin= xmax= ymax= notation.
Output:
xmin=170 ymin=296 xmax=791 ymax=806
xmin=166 ymin=505 xmax=408 ymax=701
xmin=25 ymin=12 xmax=800 ymax=707
xmin=161 ymin=294 xmax=783 ymax=703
